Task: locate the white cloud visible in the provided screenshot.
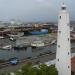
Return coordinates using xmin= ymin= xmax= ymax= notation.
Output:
xmin=35 ymin=0 xmax=45 ymax=2
xmin=35 ymin=0 xmax=51 ymax=3
xmin=35 ymin=0 xmax=53 ymax=7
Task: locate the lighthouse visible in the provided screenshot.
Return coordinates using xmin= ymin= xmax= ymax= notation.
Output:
xmin=56 ymin=3 xmax=71 ymax=75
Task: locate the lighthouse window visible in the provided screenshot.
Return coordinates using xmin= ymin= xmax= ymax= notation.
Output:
xmin=59 ymin=16 xmax=61 ymax=19
xmin=67 ymin=24 xmax=69 ymax=26
xmin=68 ymin=38 xmax=69 ymax=41
xmin=62 ymin=7 xmax=66 ymax=10
xmin=59 ymin=31 xmax=61 ymax=33
xmin=68 ymin=52 xmax=70 ymax=55
xmin=57 ymin=59 xmax=59 ymax=61
xmin=68 ymin=66 xmax=70 ymax=68
xmin=58 ymin=45 xmax=60 ymax=48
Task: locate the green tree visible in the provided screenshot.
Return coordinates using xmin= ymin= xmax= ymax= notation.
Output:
xmin=15 ymin=70 xmax=22 ymax=75
xmin=39 ymin=64 xmax=48 ymax=75
xmin=19 ymin=64 xmax=49 ymax=75
xmin=21 ymin=63 xmax=37 ymax=75
xmin=12 ymin=64 xmax=58 ymax=75
xmin=48 ymin=28 xmax=52 ymax=33
xmin=48 ymin=65 xmax=58 ymax=75
xmin=0 ymin=73 xmax=5 ymax=75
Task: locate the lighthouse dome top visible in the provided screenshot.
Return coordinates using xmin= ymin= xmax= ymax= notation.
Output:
xmin=61 ymin=3 xmax=66 ymax=10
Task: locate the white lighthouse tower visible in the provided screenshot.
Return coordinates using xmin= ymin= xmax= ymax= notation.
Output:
xmin=56 ymin=3 xmax=71 ymax=75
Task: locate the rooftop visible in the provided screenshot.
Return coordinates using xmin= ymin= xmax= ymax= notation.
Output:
xmin=71 ymin=56 xmax=75 ymax=72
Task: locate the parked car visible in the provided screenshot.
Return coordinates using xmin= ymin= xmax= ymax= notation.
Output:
xmin=9 ymin=57 xmax=19 ymax=65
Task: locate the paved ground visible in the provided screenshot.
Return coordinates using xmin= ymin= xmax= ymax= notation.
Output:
xmin=0 ymin=33 xmax=75 ymax=73
xmin=0 ymin=53 xmax=56 ymax=73
xmin=0 ymin=48 xmax=75 ymax=73
xmin=0 ymin=33 xmax=56 ymax=48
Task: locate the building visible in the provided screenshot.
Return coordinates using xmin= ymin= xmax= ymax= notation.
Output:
xmin=56 ymin=3 xmax=71 ymax=75
xmin=71 ymin=56 xmax=75 ymax=75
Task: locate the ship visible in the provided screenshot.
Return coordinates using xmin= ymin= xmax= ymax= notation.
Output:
xmin=2 ymin=45 xmax=12 ymax=50
xmin=31 ymin=41 xmax=45 ymax=48
xmin=13 ymin=44 xmax=27 ymax=50
xmin=30 ymin=29 xmax=48 ymax=35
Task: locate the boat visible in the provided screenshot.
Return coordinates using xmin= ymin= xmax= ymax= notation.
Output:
xmin=0 ymin=36 xmax=4 ymax=39
xmin=31 ymin=41 xmax=45 ymax=48
xmin=6 ymin=34 xmax=16 ymax=41
xmin=50 ymin=40 xmax=57 ymax=45
xmin=30 ymin=29 xmax=48 ymax=35
xmin=2 ymin=45 xmax=12 ymax=50
xmin=9 ymin=33 xmax=24 ymax=41
xmin=9 ymin=37 xmax=15 ymax=41
xmin=13 ymin=44 xmax=27 ymax=50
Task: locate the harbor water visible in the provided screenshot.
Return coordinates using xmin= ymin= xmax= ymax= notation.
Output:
xmin=0 ymin=42 xmax=75 ymax=60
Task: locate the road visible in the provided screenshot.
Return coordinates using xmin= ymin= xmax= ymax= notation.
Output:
xmin=0 ymin=44 xmax=75 ymax=73
xmin=0 ymin=53 xmax=56 ymax=73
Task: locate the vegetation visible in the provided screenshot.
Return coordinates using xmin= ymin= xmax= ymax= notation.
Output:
xmin=16 ymin=63 xmax=58 ymax=75
xmin=0 ymin=63 xmax=58 ymax=75
xmin=48 ymin=28 xmax=52 ymax=33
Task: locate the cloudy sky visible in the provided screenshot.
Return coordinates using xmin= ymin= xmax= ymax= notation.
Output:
xmin=0 ymin=0 xmax=75 ymax=22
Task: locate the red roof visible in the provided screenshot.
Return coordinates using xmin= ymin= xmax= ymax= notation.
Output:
xmin=71 ymin=56 xmax=75 ymax=72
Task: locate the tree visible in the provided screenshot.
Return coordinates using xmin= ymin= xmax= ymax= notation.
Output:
xmin=48 ymin=28 xmax=52 ymax=33
xmin=21 ymin=63 xmax=37 ymax=75
xmin=2 ymin=64 xmax=58 ymax=75
xmin=15 ymin=70 xmax=22 ymax=75
xmin=39 ymin=64 xmax=48 ymax=75
xmin=0 ymin=73 xmax=5 ymax=75
xmin=48 ymin=65 xmax=58 ymax=75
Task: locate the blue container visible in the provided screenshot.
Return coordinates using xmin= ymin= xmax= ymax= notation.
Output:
xmin=30 ymin=29 xmax=48 ymax=35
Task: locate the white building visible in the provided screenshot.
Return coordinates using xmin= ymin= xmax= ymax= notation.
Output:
xmin=56 ymin=3 xmax=71 ymax=75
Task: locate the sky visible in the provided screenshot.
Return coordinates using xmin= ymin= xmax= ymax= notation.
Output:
xmin=0 ymin=0 xmax=75 ymax=22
